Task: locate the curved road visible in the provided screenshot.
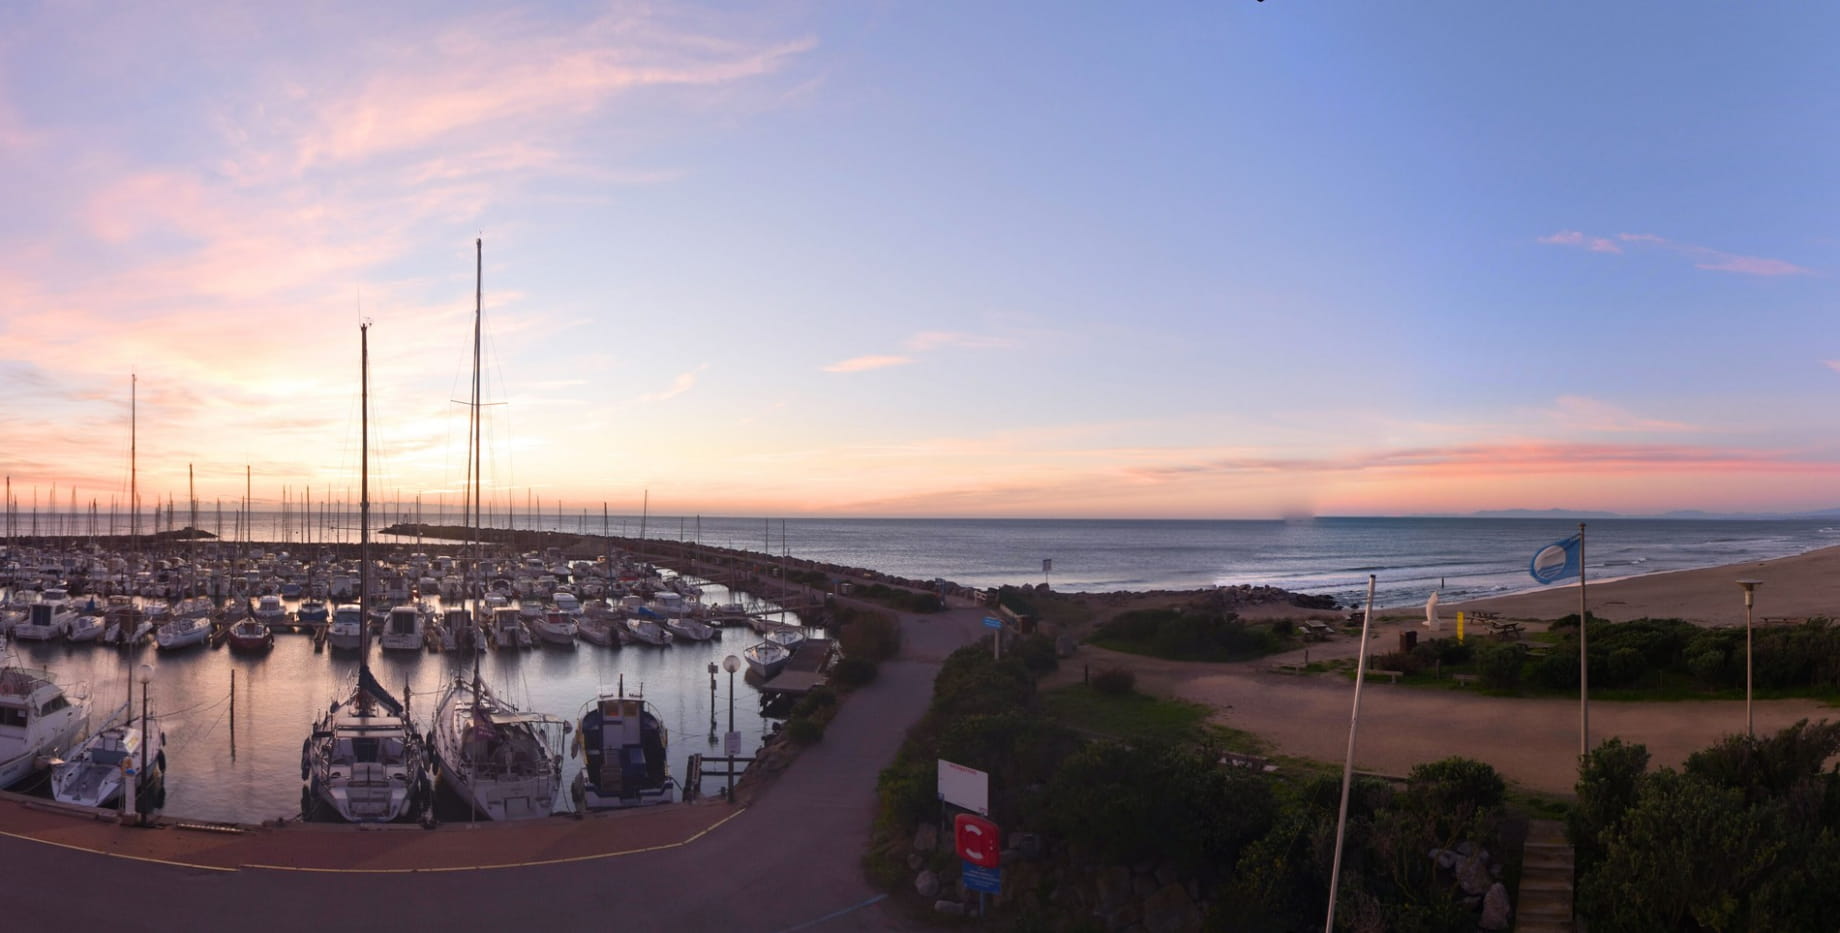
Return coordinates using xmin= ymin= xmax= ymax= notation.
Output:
xmin=3 ymin=605 xmax=987 ymax=932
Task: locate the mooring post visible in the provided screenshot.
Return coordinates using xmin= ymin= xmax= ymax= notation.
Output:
xmin=229 ymin=668 xmax=236 ymax=761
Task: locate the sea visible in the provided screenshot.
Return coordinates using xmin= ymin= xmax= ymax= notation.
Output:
xmin=8 ymin=514 xmax=1836 ymax=823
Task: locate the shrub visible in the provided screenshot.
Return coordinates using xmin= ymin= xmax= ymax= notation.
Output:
xmin=1604 ymin=646 xmax=1648 ymax=687
xmin=832 ymin=656 xmax=878 ymax=686
xmin=1408 ymin=757 xmax=1506 ymax=812
xmin=792 ymin=686 xmax=836 ymax=719
xmin=837 ymin=607 xmax=903 ymax=661
xmin=1269 ymin=619 xmax=1296 ymax=637
xmin=1015 ymin=633 xmax=1059 ymax=673
xmin=785 ymin=716 xmax=825 ymax=745
xmin=1475 ymin=642 xmax=1527 ymax=690
xmin=1092 ymin=666 xmax=1136 ymax=696
xmin=1369 ymin=650 xmax=1424 ymax=676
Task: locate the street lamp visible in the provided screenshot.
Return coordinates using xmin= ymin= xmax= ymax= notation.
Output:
xmin=707 ymin=661 xmax=719 ymax=742
xmin=722 ymin=655 xmax=741 ymax=800
xmin=1738 ymin=580 xmax=1761 ymax=738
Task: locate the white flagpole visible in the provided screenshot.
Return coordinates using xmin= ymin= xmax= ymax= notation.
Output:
xmin=1578 ymin=522 xmax=1588 ymax=760
xmin=1325 ymin=574 xmax=1377 ymax=933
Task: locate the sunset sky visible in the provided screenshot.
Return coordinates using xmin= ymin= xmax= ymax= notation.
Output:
xmin=2 ymin=2 xmax=1838 ymax=520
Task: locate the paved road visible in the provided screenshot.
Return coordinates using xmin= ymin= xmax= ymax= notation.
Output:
xmin=3 ymin=605 xmax=986 ymax=932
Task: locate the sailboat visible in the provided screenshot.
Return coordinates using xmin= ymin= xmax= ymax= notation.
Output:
xmin=50 ymin=691 xmax=165 ymax=810
xmin=432 ymin=238 xmax=569 ymax=821
xmin=300 ymin=323 xmax=431 ymax=824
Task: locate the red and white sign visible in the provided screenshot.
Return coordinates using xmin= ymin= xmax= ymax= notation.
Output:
xmin=955 ymin=813 xmax=1001 ymax=868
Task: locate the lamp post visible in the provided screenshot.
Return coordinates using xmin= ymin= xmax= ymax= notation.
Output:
xmin=1738 ymin=579 xmax=1761 ymax=738
xmin=722 ymin=654 xmax=741 ymax=800
xmin=707 ymin=661 xmax=718 ymax=742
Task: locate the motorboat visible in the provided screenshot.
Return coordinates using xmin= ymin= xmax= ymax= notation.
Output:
xmin=624 ymin=612 xmax=673 ymax=647
xmin=492 ymin=607 xmax=532 ymax=649
xmin=11 ymin=603 xmax=72 ymax=641
xmin=576 ymin=607 xmax=620 ymax=648
xmin=154 ymin=615 xmax=210 ymax=651
xmin=67 ymin=614 xmax=106 ymax=643
xmin=571 ymin=692 xmax=674 ymax=810
xmin=0 ymin=662 xmax=90 ymax=790
xmin=251 ymin=594 xmax=290 ymax=629
xmin=50 ymin=701 xmax=164 ymax=810
xmin=227 ymin=616 xmax=274 ymax=652
xmin=379 ymin=604 xmax=426 ymax=651
xmin=327 ymin=604 xmax=364 ymax=652
xmin=531 ymin=610 xmax=578 ymax=648
xmin=743 ymin=640 xmax=792 ymax=680
xmin=662 ymin=616 xmax=717 ymax=643
xmin=297 ymin=599 xmax=330 ymax=627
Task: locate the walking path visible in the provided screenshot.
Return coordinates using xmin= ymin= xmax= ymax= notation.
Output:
xmin=0 ymin=604 xmax=988 ymax=932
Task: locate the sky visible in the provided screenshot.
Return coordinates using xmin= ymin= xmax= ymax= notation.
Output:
xmin=1 ymin=1 xmax=1838 ymax=520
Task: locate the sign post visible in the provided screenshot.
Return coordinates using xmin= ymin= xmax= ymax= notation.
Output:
xmin=983 ymin=616 xmax=1003 ymax=661
xmin=937 ymin=759 xmax=990 ymax=816
xmin=956 ymin=813 xmax=1002 ymax=916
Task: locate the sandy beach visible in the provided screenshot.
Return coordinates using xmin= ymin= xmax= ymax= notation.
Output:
xmin=1437 ymin=542 xmax=1840 ymax=627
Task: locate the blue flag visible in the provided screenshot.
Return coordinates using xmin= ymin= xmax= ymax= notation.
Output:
xmin=1529 ymin=534 xmax=1582 ymax=585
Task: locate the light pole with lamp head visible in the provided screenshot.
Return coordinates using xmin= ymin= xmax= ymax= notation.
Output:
xmin=722 ymin=654 xmax=741 ymax=800
xmin=707 ymin=661 xmax=719 ymax=742
xmin=1738 ymin=579 xmax=1760 ymax=738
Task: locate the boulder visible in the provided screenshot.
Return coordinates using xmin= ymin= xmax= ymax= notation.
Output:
xmin=1143 ymin=883 xmax=1202 ymax=933
xmin=913 ymin=822 xmax=939 ymax=853
xmin=915 ymin=870 xmax=940 ymax=899
xmin=906 ymin=853 xmax=923 ymax=871
xmin=1479 ymin=882 xmax=1512 ymax=930
xmin=934 ymin=899 xmax=965 ymax=916
xmin=1097 ymin=865 xmax=1135 ymax=913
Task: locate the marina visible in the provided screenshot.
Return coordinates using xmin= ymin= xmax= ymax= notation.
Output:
xmin=0 ymin=535 xmax=825 ymax=825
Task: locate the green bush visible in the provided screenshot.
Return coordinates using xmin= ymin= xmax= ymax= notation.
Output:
xmin=1604 ymin=646 xmax=1648 ymax=687
xmin=832 ymin=656 xmax=879 ymax=686
xmin=1092 ymin=666 xmax=1136 ymax=696
xmin=785 ymin=716 xmax=825 ymax=745
xmin=792 ymin=686 xmax=836 ymax=719
xmin=1408 ymin=757 xmax=1506 ymax=812
xmin=1370 ymin=649 xmax=1425 ymax=676
xmin=1094 ymin=607 xmax=1288 ymax=662
xmin=1015 ymin=633 xmax=1060 ymax=673
xmin=1475 ymin=642 xmax=1527 ymax=690
xmin=837 ymin=607 xmax=903 ymax=661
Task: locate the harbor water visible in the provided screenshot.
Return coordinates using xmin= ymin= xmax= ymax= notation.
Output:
xmin=4 ymin=581 xmax=789 ymax=825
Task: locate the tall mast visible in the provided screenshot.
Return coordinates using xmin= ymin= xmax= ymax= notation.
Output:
xmin=130 ymin=375 xmax=137 ymax=563
xmin=470 ymin=237 xmax=484 ymax=693
xmin=360 ymin=322 xmax=374 ymax=673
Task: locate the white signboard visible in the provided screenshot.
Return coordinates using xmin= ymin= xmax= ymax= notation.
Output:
xmin=937 ymin=759 xmax=990 ymax=816
xmin=726 ymin=730 xmax=742 ymax=757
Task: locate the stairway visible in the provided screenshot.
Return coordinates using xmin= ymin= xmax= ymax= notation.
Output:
xmin=1515 ymin=819 xmax=1575 ymax=932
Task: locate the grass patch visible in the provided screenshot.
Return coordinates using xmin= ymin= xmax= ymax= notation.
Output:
xmin=1043 ymin=682 xmax=1257 ymax=748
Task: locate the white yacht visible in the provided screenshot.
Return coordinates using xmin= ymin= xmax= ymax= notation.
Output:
xmin=531 ymin=610 xmax=578 ymax=648
xmin=11 ymin=603 xmax=73 ymax=641
xmin=251 ymin=594 xmax=290 ymax=629
xmin=154 ymin=614 xmax=210 ymax=651
xmin=324 ymin=604 xmax=361 ymax=652
xmin=379 ymin=604 xmax=426 ymax=651
xmin=0 ymin=660 xmax=90 ymax=790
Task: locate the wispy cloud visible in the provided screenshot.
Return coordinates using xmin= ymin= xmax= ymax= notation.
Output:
xmin=1540 ymin=228 xmax=1813 ymax=276
xmin=641 ymin=364 xmax=709 ymax=402
xmin=823 ymin=355 xmax=913 ymax=374
xmin=1541 ymin=396 xmax=1695 ymax=433
xmin=903 ymin=331 xmax=1017 ymax=352
xmin=1538 ymin=230 xmax=1622 ymax=254
xmin=824 ymin=329 xmax=1014 ymax=374
xmin=1824 ymin=360 xmax=1840 ymax=375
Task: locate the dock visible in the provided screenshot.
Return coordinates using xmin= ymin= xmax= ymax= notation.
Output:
xmin=757 ymin=638 xmax=833 ymax=699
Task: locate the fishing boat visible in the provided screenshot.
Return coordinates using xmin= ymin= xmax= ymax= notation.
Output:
xmin=571 ymin=690 xmax=674 ymax=810
xmin=326 ymin=604 xmax=364 ymax=652
xmin=743 ymin=640 xmax=793 ymax=679
xmin=0 ymin=652 xmax=90 ymax=790
xmin=301 ymin=324 xmax=431 ymax=824
xmin=50 ymin=699 xmax=164 ymax=810
xmin=227 ymin=616 xmax=274 ymax=652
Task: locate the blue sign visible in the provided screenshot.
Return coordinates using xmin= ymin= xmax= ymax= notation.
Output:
xmin=961 ymin=861 xmax=1002 ymax=894
xmin=982 ymin=617 xmax=1003 ymax=629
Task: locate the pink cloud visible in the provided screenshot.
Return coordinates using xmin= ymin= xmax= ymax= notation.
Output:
xmin=823 ymin=355 xmax=914 ymax=373
xmin=1537 ymin=230 xmax=1621 ymax=254
xmin=1545 ymin=396 xmax=1694 ymax=433
xmin=1615 ymin=232 xmax=1814 ymax=277
xmin=904 ymin=330 xmax=1016 ymax=352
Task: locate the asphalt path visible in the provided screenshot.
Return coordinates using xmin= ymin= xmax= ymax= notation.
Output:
xmin=3 ymin=604 xmax=987 ymax=932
